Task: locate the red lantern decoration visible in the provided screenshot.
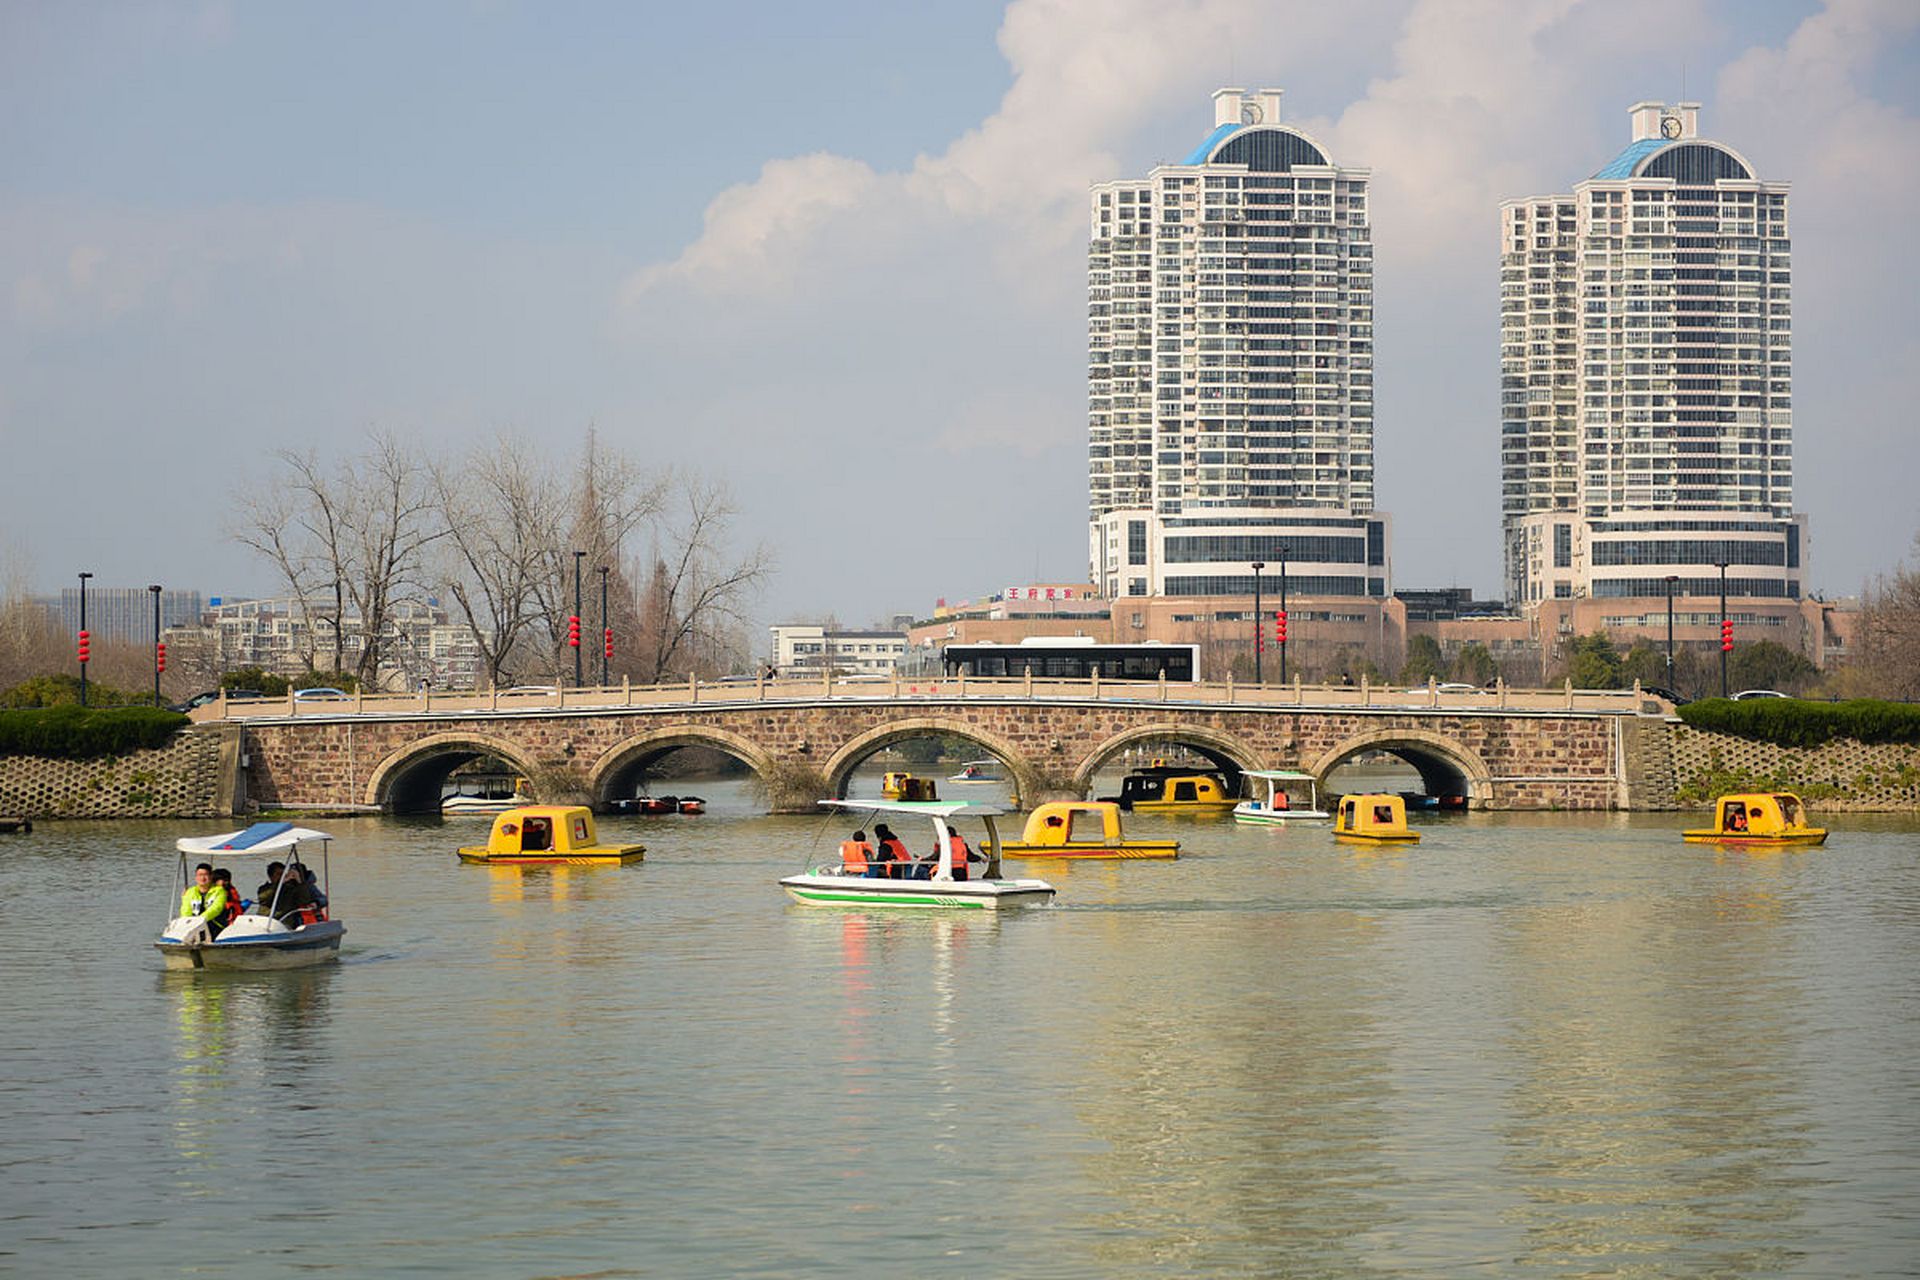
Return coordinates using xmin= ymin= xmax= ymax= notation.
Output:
xmin=1720 ymin=618 xmax=1734 ymax=653
xmin=1275 ymin=609 xmax=1288 ymax=644
xmin=604 ymin=628 xmax=614 ymax=660
xmin=77 ymin=629 xmax=90 ymax=664
xmin=568 ymin=615 xmax=581 ymax=648
xmin=156 ymin=642 xmax=167 ymax=674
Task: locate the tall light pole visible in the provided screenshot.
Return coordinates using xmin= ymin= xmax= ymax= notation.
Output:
xmin=1663 ymin=574 xmax=1678 ymax=692
xmin=149 ymin=584 xmax=163 ymax=707
xmin=571 ymin=550 xmax=586 ymax=687
xmin=1250 ymin=560 xmax=1265 ymax=683
xmin=598 ymin=565 xmax=610 ymax=687
xmin=77 ymin=571 xmax=93 ymax=706
xmin=1277 ymin=546 xmax=1290 ymax=686
xmin=1717 ymin=561 xmax=1729 ymax=699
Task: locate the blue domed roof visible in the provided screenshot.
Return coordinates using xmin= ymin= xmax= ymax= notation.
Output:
xmin=1180 ymin=125 xmax=1329 ymax=171
xmin=1592 ymin=138 xmax=1752 ymax=182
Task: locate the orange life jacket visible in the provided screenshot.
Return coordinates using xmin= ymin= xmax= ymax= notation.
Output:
xmin=946 ymin=833 xmax=970 ymax=880
xmin=840 ymin=839 xmax=873 ymax=872
xmin=877 ymin=837 xmax=910 ymax=863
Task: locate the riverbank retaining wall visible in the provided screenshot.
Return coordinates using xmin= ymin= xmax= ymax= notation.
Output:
xmin=1669 ymin=724 xmax=1920 ymax=811
xmin=0 ymin=727 xmax=237 ymax=818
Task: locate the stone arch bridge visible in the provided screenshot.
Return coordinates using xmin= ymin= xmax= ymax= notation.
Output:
xmin=214 ymin=682 xmax=1666 ymax=814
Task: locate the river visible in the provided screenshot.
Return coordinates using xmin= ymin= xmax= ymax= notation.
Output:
xmin=3 ymin=769 xmax=1917 ymax=1277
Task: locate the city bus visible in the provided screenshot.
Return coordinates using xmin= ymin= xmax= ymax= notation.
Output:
xmin=939 ymin=639 xmax=1199 ymax=683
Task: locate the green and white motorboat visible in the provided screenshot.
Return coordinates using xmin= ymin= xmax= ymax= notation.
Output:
xmin=1232 ymin=770 xmax=1332 ymax=824
xmin=779 ymin=799 xmax=1056 ymax=910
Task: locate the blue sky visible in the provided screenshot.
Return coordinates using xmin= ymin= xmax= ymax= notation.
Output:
xmin=3 ymin=0 xmax=1916 ymax=629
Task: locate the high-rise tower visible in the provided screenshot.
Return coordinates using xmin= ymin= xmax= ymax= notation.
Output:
xmin=1501 ymin=102 xmax=1803 ymax=605
xmin=1089 ymin=88 xmax=1390 ymax=600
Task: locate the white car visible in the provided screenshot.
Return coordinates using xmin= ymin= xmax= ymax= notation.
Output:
xmin=1732 ymin=689 xmax=1790 ymax=700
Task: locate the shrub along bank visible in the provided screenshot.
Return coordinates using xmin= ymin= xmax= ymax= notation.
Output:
xmin=1678 ymin=698 xmax=1920 ymax=749
xmin=0 ymin=705 xmax=190 ymax=759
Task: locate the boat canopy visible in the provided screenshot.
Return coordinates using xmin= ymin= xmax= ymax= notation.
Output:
xmin=821 ymin=798 xmax=1009 ymax=819
xmin=176 ymin=822 xmax=334 ymax=856
xmin=1242 ymin=770 xmax=1317 ymax=781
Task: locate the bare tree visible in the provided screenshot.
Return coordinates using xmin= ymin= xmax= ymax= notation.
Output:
xmin=431 ymin=436 xmax=560 ymax=687
xmin=1851 ymin=534 xmax=1920 ymax=699
xmin=234 ymin=431 xmax=443 ymax=688
xmin=629 ymin=473 xmax=772 ymax=683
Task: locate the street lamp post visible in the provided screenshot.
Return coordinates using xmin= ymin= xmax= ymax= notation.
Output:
xmin=149 ymin=584 xmax=163 ymax=707
xmin=1250 ymin=561 xmax=1265 ymax=684
xmin=571 ymin=550 xmax=586 ymax=687
xmin=1277 ymin=547 xmax=1290 ymax=687
xmin=1664 ymin=574 xmax=1678 ymax=691
xmin=598 ymin=565 xmax=610 ymax=687
xmin=77 ymin=571 xmax=93 ymax=707
xmin=1717 ymin=561 xmax=1729 ymax=699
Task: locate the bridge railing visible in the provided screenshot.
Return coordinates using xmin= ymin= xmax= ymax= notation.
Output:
xmin=187 ymin=672 xmax=1665 ymax=722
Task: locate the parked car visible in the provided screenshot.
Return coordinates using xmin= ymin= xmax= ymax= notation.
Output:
xmin=1732 ymin=689 xmax=1791 ymax=701
xmin=501 ymin=686 xmax=559 ymax=696
xmin=171 ymin=690 xmax=224 ymax=713
xmin=292 ymin=687 xmax=352 ymax=701
xmin=1640 ymin=684 xmax=1691 ymax=706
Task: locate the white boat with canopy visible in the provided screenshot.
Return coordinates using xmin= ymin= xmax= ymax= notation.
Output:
xmin=156 ymin=823 xmax=345 ymax=970
xmin=1232 ymin=770 xmax=1331 ymax=824
xmin=946 ymin=759 xmax=1004 ymax=784
xmin=779 ymin=799 xmax=1055 ymax=909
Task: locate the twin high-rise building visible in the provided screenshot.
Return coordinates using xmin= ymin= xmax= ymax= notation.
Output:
xmin=1501 ymin=102 xmax=1803 ymax=605
xmin=1090 ymin=92 xmax=1804 ymax=613
xmin=1088 ymin=88 xmax=1390 ymax=601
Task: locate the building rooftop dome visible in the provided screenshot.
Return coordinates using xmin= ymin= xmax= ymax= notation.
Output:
xmin=1591 ymin=138 xmax=1751 ymax=182
xmin=1182 ymin=124 xmax=1330 ymax=171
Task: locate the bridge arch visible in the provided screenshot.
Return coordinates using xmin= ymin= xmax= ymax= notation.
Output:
xmin=588 ymin=727 xmax=779 ymax=809
xmin=822 ymin=718 xmax=1033 ymax=801
xmin=1308 ymin=727 xmax=1495 ymax=808
xmin=364 ymin=733 xmax=545 ymax=814
xmin=1073 ymin=722 xmax=1263 ymax=797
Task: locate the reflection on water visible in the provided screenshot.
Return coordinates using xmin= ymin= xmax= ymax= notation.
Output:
xmin=1 ymin=796 xmax=1916 ymax=1275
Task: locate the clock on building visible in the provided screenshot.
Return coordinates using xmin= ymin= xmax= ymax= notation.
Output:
xmin=1660 ymin=114 xmax=1683 ymax=139
xmin=1241 ymin=101 xmax=1263 ymax=125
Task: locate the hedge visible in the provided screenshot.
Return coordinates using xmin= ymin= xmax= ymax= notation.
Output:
xmin=1678 ymin=698 xmax=1920 ymax=748
xmin=0 ymin=705 xmax=192 ymax=759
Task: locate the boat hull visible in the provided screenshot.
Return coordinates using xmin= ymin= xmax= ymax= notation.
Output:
xmin=1127 ymin=800 xmax=1237 ymax=816
xmin=778 ymin=872 xmax=1054 ymax=909
xmin=1334 ymin=831 xmax=1421 ymax=844
xmin=1682 ymin=830 xmax=1827 ymax=846
xmin=441 ymin=797 xmax=519 ymax=815
xmin=457 ymin=850 xmax=644 ymax=865
xmin=1232 ymin=803 xmax=1331 ymax=825
xmin=1000 ymin=843 xmax=1177 ymax=860
xmin=155 ymin=919 xmax=345 ymax=971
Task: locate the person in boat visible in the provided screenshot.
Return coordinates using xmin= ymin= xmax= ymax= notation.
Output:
xmin=255 ymin=862 xmax=314 ymax=923
xmin=297 ymin=862 xmax=328 ymax=913
xmin=917 ymin=828 xmax=976 ymax=881
xmin=521 ymin=815 xmax=553 ymax=852
xmin=872 ymin=824 xmax=912 ymax=879
xmin=840 ymin=829 xmax=875 ymax=876
xmin=1273 ymin=788 xmax=1291 ymax=811
xmin=179 ymin=863 xmax=230 ymax=939
xmin=213 ymin=867 xmax=245 ymax=925
xmin=1727 ymin=804 xmax=1749 ymax=833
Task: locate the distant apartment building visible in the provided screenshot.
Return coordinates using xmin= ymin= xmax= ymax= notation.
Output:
xmin=185 ymin=597 xmax=479 ymax=689
xmin=1089 ymin=87 xmax=1390 ymax=601
xmin=768 ymin=624 xmax=907 ymax=677
xmin=1501 ymin=102 xmax=1803 ymax=606
xmin=58 ymin=587 xmax=203 ymax=645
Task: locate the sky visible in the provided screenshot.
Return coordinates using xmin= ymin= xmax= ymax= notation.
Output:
xmin=3 ymin=0 xmax=1917 ymax=631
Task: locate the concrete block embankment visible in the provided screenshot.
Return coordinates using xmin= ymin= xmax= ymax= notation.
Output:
xmin=0 ymin=727 xmax=236 ymax=819
xmin=1670 ymin=724 xmax=1920 ymax=811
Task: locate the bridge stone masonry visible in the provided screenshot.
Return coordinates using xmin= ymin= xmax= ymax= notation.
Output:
xmin=205 ymin=676 xmax=1664 ymax=815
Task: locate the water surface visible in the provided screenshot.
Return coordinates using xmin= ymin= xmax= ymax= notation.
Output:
xmin=3 ymin=777 xmax=1917 ymax=1276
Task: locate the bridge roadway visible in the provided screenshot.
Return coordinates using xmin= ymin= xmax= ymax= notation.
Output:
xmin=190 ymin=674 xmax=1672 ymax=814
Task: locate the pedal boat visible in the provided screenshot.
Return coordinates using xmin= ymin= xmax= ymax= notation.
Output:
xmin=1233 ymin=770 xmax=1331 ymax=824
xmin=947 ymin=759 xmax=1004 ymax=785
xmin=881 ymin=771 xmax=937 ymax=801
xmin=1333 ymin=793 xmax=1420 ymax=844
xmin=1683 ymin=793 xmax=1827 ymax=846
xmin=780 ymin=799 xmax=1055 ymax=909
xmin=1101 ymin=767 xmax=1238 ymax=815
xmin=999 ymin=801 xmax=1178 ymax=859
xmin=457 ymin=805 xmax=645 ymax=865
xmin=156 ymin=823 xmax=345 ymax=971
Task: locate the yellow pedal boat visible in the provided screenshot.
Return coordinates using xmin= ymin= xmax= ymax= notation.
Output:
xmin=457 ymin=806 xmax=646 ymax=865
xmin=999 ymin=801 xmax=1179 ymax=860
xmin=1333 ymin=793 xmax=1421 ymax=843
xmin=1682 ymin=793 xmax=1827 ymax=846
xmin=1102 ymin=767 xmax=1238 ymax=815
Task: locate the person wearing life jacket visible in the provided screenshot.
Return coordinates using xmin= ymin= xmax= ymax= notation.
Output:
xmin=179 ymin=863 xmax=230 ymax=940
xmin=940 ymin=828 xmax=974 ymax=882
xmin=213 ymin=867 xmax=244 ymax=925
xmin=872 ymin=824 xmax=912 ymax=879
xmin=840 ymin=829 xmax=874 ymax=875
